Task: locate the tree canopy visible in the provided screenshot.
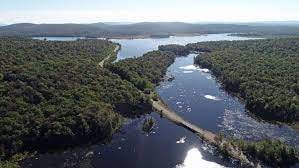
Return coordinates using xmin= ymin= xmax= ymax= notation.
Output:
xmin=0 ymin=37 xmax=151 ymax=162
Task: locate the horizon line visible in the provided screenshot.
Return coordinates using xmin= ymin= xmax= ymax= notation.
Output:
xmin=2 ymin=20 xmax=299 ymax=25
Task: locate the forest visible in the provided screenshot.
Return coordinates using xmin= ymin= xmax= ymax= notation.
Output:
xmin=1 ymin=22 xmax=299 ymax=38
xmin=159 ymin=44 xmax=190 ymax=55
xmin=229 ymin=139 xmax=299 ymax=167
xmin=0 ymin=37 xmax=152 ymax=164
xmin=108 ymin=50 xmax=176 ymax=90
xmin=191 ymin=38 xmax=299 ymax=124
xmin=160 ymin=38 xmax=299 ymax=124
xmin=0 ymin=37 xmax=179 ymax=167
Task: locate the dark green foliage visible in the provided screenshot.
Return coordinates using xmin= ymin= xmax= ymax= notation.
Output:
xmin=0 ymin=153 xmax=31 ymax=168
xmin=150 ymin=33 xmax=171 ymax=38
xmin=108 ymin=51 xmax=176 ymax=89
xmin=230 ymin=139 xmax=299 ymax=167
xmin=159 ymin=44 xmax=189 ymax=55
xmin=152 ymin=92 xmax=159 ymax=101
xmin=142 ymin=117 xmax=155 ymax=133
xmin=190 ymin=38 xmax=299 ymax=123
xmin=0 ymin=37 xmax=151 ymax=161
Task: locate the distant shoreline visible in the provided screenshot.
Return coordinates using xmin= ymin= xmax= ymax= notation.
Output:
xmin=33 ymin=33 xmax=208 ymax=40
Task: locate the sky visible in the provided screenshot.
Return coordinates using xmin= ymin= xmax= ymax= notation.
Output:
xmin=0 ymin=0 xmax=299 ymax=24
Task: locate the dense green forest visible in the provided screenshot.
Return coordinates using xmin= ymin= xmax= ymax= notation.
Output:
xmin=160 ymin=38 xmax=299 ymax=124
xmin=191 ymin=38 xmax=299 ymax=123
xmin=0 ymin=37 xmax=152 ymax=163
xmin=229 ymin=139 xmax=299 ymax=167
xmin=108 ymin=51 xmax=176 ymax=90
xmin=159 ymin=44 xmax=190 ymax=55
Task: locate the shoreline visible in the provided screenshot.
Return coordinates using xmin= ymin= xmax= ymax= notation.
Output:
xmin=195 ymin=62 xmax=299 ymax=132
xmin=151 ymin=98 xmax=258 ymax=167
xmin=33 ymin=33 xmax=205 ymax=40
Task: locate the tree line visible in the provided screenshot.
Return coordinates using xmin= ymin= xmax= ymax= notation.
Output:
xmin=108 ymin=51 xmax=176 ymax=91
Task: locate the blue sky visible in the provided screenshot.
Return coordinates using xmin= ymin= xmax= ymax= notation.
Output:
xmin=1 ymin=0 xmax=299 ymax=24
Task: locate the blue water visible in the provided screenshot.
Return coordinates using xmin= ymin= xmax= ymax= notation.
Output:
xmin=33 ymin=36 xmax=87 ymax=41
xmin=111 ymin=34 xmax=298 ymax=146
xmin=111 ymin=34 xmax=258 ymax=61
xmin=26 ymin=34 xmax=298 ymax=168
xmin=22 ymin=113 xmax=233 ymax=168
xmin=157 ymin=54 xmax=298 ymax=145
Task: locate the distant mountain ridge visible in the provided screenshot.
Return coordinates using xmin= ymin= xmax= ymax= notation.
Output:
xmin=249 ymin=21 xmax=299 ymax=26
xmin=0 ymin=22 xmax=299 ymax=38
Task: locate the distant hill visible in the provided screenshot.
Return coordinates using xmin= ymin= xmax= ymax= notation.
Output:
xmin=1 ymin=22 xmax=299 ymax=38
xmin=112 ymin=22 xmax=263 ymax=37
xmin=0 ymin=23 xmax=109 ymax=37
xmin=103 ymin=22 xmax=134 ymax=25
xmin=248 ymin=21 xmax=299 ymax=26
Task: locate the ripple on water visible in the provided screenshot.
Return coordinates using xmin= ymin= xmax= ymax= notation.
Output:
xmin=183 ymin=71 xmax=194 ymax=74
xmin=221 ymin=108 xmax=299 ymax=147
xmin=204 ymin=95 xmax=222 ymax=101
xmin=179 ymin=65 xmax=210 ymax=73
xmin=176 ymin=136 xmax=187 ymax=144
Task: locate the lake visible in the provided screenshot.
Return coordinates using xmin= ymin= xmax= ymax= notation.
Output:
xmin=25 ymin=34 xmax=298 ymax=168
xmin=33 ymin=37 xmax=87 ymax=41
xmin=111 ymin=34 xmax=258 ymax=61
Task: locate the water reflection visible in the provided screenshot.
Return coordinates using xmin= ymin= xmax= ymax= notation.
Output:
xmin=204 ymin=95 xmax=221 ymax=101
xmin=33 ymin=37 xmax=86 ymax=41
xmin=176 ymin=148 xmax=225 ymax=168
xmin=179 ymin=65 xmax=210 ymax=73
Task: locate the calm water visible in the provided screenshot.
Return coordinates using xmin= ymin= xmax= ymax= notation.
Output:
xmin=111 ymin=34 xmax=258 ymax=61
xmin=22 ymin=113 xmax=233 ymax=168
xmin=26 ymin=34 xmax=298 ymax=168
xmin=33 ymin=37 xmax=87 ymax=41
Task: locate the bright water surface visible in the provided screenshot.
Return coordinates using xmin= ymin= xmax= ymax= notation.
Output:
xmin=25 ymin=34 xmax=298 ymax=168
xmin=33 ymin=37 xmax=86 ymax=41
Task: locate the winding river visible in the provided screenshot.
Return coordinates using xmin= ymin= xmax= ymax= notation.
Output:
xmin=26 ymin=34 xmax=298 ymax=168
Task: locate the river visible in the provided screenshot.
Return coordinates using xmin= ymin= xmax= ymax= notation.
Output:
xmin=25 ymin=34 xmax=298 ymax=168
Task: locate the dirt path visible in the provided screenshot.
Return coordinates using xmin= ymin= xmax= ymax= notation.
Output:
xmin=152 ymin=99 xmax=216 ymax=143
xmin=99 ymin=45 xmax=120 ymax=67
xmin=152 ymin=99 xmax=258 ymax=167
